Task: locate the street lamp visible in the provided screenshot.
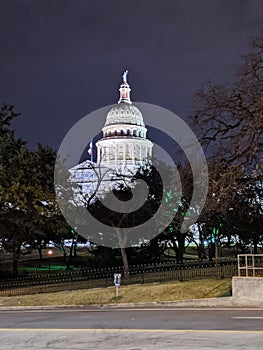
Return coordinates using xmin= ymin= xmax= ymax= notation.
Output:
xmin=48 ymin=250 xmax=53 ymax=272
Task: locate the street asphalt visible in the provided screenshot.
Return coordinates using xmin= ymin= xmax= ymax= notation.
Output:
xmin=0 ymin=305 xmax=262 ymax=349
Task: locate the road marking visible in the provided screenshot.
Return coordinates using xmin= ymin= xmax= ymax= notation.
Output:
xmin=232 ymin=317 xmax=263 ymax=320
xmin=0 ymin=309 xmax=107 ymax=313
xmin=111 ymin=308 xmax=263 ymax=312
xmin=0 ymin=328 xmax=262 ymax=334
xmin=1 ymin=307 xmax=263 ymax=313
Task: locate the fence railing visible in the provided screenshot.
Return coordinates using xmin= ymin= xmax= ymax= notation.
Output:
xmin=237 ymin=254 xmax=263 ymax=277
xmin=0 ymin=259 xmax=238 ymax=296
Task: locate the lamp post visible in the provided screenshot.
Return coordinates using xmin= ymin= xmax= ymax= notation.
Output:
xmin=48 ymin=250 xmax=53 ymax=272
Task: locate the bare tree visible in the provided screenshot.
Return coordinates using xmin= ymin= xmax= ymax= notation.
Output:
xmin=191 ymin=37 xmax=263 ymax=167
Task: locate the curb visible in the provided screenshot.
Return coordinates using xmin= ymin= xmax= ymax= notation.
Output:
xmin=0 ymin=297 xmax=262 ymax=311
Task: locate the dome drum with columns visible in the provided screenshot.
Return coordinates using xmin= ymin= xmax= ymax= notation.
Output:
xmin=96 ymin=70 xmax=152 ymax=172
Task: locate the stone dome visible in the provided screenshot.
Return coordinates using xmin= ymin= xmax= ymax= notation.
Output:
xmin=104 ymin=102 xmax=145 ymax=127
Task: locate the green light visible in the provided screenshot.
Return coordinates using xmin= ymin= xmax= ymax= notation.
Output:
xmin=212 ymin=227 xmax=219 ymax=235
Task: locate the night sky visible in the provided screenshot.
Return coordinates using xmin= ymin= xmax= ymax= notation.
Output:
xmin=0 ymin=0 xmax=262 ymax=151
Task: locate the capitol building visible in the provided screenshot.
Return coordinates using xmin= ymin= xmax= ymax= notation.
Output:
xmin=70 ymin=71 xmax=153 ymax=200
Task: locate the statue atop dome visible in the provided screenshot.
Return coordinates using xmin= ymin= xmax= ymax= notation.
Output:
xmin=122 ymin=70 xmax=128 ymax=84
xmin=119 ymin=70 xmax=131 ymax=104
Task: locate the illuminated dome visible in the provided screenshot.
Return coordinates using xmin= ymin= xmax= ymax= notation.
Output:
xmin=96 ymin=70 xmax=153 ymax=173
xmin=104 ymin=103 xmax=145 ymax=127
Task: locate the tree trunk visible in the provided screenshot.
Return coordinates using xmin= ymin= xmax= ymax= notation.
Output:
xmin=120 ymin=246 xmax=129 ymax=276
xmin=12 ymin=246 xmax=20 ymax=275
xmin=116 ymin=228 xmax=129 ymax=276
xmin=177 ymin=234 xmax=185 ymax=264
xmin=253 ymin=238 xmax=258 ymax=254
xmin=37 ymin=246 xmax=43 ymax=260
xmin=215 ymin=239 xmax=219 ymax=267
xmin=66 ymin=241 xmax=76 ymax=270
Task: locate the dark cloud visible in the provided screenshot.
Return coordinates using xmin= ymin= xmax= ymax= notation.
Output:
xmin=0 ymin=0 xmax=262 ymax=149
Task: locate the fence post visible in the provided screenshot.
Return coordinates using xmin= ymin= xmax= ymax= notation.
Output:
xmin=141 ymin=271 xmax=144 ymax=285
xmin=180 ymin=266 xmax=183 ymax=282
xmin=70 ymin=276 xmax=73 ymax=291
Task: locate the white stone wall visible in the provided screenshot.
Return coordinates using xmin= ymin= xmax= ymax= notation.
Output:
xmin=232 ymin=277 xmax=263 ymax=305
xmin=96 ymin=137 xmax=152 ymax=169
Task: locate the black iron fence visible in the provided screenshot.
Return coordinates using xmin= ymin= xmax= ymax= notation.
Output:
xmin=0 ymin=258 xmax=238 ymax=296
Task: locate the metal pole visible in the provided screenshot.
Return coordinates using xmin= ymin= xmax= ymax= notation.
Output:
xmin=47 ymin=250 xmax=53 ymax=273
xmin=116 ymin=286 xmax=118 ymax=298
xmin=215 ymin=238 xmax=219 ymax=267
xmin=245 ymin=255 xmax=248 ymax=277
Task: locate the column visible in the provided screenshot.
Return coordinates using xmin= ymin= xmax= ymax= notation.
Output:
xmin=131 ymin=143 xmax=134 ymax=163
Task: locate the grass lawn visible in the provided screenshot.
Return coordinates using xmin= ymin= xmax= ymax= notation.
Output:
xmin=0 ymin=278 xmax=232 ymax=307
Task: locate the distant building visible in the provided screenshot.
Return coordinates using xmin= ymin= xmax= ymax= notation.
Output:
xmin=70 ymin=71 xmax=153 ymax=201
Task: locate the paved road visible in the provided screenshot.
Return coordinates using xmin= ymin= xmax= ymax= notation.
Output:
xmin=0 ymin=307 xmax=262 ymax=349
